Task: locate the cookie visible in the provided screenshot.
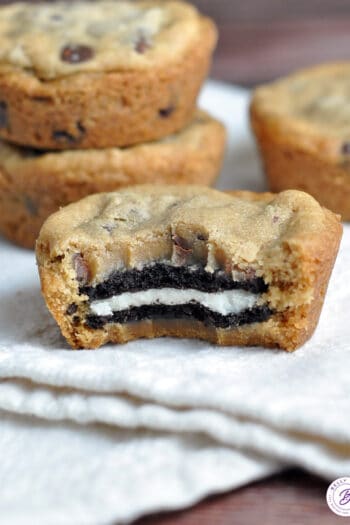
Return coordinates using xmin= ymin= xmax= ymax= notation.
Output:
xmin=36 ymin=185 xmax=342 ymax=351
xmin=251 ymin=62 xmax=350 ymax=220
xmin=0 ymin=1 xmax=217 ymax=149
xmin=0 ymin=111 xmax=226 ymax=249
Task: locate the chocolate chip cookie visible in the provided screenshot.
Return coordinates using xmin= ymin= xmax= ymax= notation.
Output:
xmin=0 ymin=1 xmax=217 ymax=149
xmin=251 ymin=62 xmax=350 ymax=220
xmin=36 ymin=185 xmax=342 ymax=351
xmin=0 ymin=111 xmax=226 ymax=249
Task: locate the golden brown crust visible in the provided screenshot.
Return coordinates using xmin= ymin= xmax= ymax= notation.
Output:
xmin=0 ymin=111 xmax=226 ymax=249
xmin=225 ymin=190 xmax=275 ymax=203
xmin=250 ymin=62 xmax=350 ymax=220
xmin=250 ymin=116 xmax=350 ymax=219
xmin=0 ymin=17 xmax=216 ymax=149
xmin=36 ymin=186 xmax=342 ymax=351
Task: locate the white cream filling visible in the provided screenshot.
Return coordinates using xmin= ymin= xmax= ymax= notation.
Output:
xmin=90 ymin=288 xmax=259 ymax=317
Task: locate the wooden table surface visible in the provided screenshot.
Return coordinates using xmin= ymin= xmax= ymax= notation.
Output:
xmin=1 ymin=1 xmax=348 ymax=523
xmin=192 ymin=0 xmax=350 ymax=86
xmin=136 ymin=470 xmax=343 ymax=525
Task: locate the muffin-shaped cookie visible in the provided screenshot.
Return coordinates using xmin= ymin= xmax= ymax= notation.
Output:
xmin=36 ymin=185 xmax=342 ymax=351
xmin=251 ymin=62 xmax=350 ymax=220
xmin=0 ymin=1 xmax=217 ymax=149
xmin=0 ymin=111 xmax=226 ymax=249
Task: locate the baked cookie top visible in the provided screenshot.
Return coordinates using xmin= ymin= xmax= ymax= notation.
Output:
xmin=251 ymin=62 xmax=350 ymax=161
xmin=0 ymin=0 xmax=216 ymax=80
xmin=37 ymin=185 xmax=339 ymax=293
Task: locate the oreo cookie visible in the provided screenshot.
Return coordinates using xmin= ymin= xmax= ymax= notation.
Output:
xmin=81 ymin=264 xmax=268 ymax=300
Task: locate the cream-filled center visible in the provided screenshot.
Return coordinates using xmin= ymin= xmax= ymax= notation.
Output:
xmin=90 ymin=288 xmax=259 ymax=317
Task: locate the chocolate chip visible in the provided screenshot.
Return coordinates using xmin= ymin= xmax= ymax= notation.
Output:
xmin=66 ymin=303 xmax=78 ymax=316
xmin=24 ymin=196 xmax=38 ymax=216
xmin=73 ymin=254 xmax=90 ymax=285
xmin=22 ymin=147 xmax=46 ymax=158
xmin=272 ymin=215 xmax=279 ymax=224
xmin=76 ymin=121 xmax=86 ymax=135
xmin=159 ymin=106 xmax=175 ymax=118
xmin=52 ymin=121 xmax=85 ymax=145
xmin=172 ymin=234 xmax=192 ymax=253
xmin=135 ymin=35 xmax=150 ymax=54
xmin=60 ymin=44 xmax=94 ymax=64
xmin=31 ymin=96 xmax=53 ymax=103
xmin=342 ymin=142 xmax=350 ymax=155
xmin=72 ymin=316 xmax=80 ymax=326
xmin=52 ymin=130 xmax=76 ymax=144
xmin=197 ymin=232 xmax=208 ymax=241
xmin=0 ymin=101 xmax=7 ymax=129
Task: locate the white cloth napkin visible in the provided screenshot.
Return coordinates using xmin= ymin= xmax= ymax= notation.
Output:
xmin=0 ymin=409 xmax=278 ymax=525
xmin=0 ymin=81 xmax=348 ymax=524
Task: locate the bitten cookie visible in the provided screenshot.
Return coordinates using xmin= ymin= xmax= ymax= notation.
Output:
xmin=0 ymin=1 xmax=217 ymax=149
xmin=251 ymin=62 xmax=350 ymax=220
xmin=36 ymin=185 xmax=342 ymax=351
xmin=0 ymin=111 xmax=226 ymax=249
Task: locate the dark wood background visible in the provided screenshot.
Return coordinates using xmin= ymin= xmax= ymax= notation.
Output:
xmin=192 ymin=0 xmax=350 ymax=85
xmin=1 ymin=1 xmax=347 ymax=523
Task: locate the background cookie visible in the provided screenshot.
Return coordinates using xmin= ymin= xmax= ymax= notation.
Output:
xmin=0 ymin=1 xmax=217 ymax=149
xmin=0 ymin=111 xmax=226 ymax=249
xmin=251 ymin=62 xmax=350 ymax=220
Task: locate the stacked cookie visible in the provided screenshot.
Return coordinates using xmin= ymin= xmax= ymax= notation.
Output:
xmin=0 ymin=0 xmax=225 ymax=248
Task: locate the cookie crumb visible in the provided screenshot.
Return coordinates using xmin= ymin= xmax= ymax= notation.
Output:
xmin=60 ymin=44 xmax=94 ymax=64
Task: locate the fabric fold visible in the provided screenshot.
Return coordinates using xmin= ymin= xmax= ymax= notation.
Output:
xmin=0 ymin=409 xmax=277 ymax=525
xmin=0 ymin=378 xmax=347 ymax=480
